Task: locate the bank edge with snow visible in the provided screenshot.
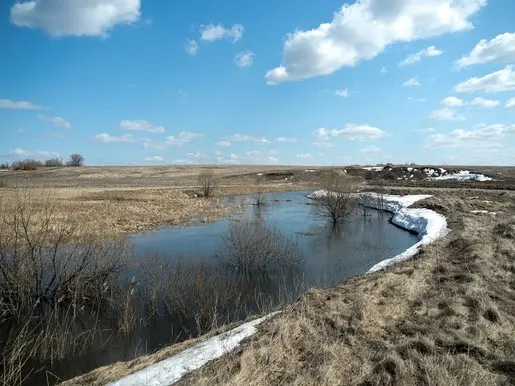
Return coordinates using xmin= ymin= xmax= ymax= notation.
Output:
xmin=308 ymin=191 xmax=449 ymax=273
xmin=108 ymin=313 xmax=278 ymax=386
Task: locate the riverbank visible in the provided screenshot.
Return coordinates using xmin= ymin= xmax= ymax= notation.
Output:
xmin=64 ymin=189 xmax=515 ymax=385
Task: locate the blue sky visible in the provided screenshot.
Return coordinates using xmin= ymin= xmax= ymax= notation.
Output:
xmin=1 ymin=0 xmax=515 ymax=166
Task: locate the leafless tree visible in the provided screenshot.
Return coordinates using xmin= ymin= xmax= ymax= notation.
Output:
xmin=67 ymin=153 xmax=85 ymax=167
xmin=44 ymin=157 xmax=63 ymax=167
xmin=311 ymin=174 xmax=359 ymax=225
xmin=197 ymin=170 xmax=218 ymax=198
xmin=253 ymin=175 xmax=266 ymax=206
xmin=220 ymin=219 xmax=301 ymax=277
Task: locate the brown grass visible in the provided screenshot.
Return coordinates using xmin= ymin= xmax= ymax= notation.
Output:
xmin=62 ymin=189 xmax=515 ymax=385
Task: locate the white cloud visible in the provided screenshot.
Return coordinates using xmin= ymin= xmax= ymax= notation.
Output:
xmin=425 ymin=123 xmax=515 ymax=148
xmin=314 ymin=124 xmax=386 ymax=141
xmin=9 ymin=148 xmax=59 ymax=158
xmin=441 ymin=96 xmax=465 ymax=108
xmin=171 ymin=152 xmax=207 ymax=165
xmin=217 ymin=150 xmax=278 ymax=165
xmin=296 ymin=153 xmax=313 ymax=160
xmin=142 ymin=131 xmax=203 ymax=149
xmin=275 ymin=137 xmax=297 ymax=143
xmin=120 ymin=120 xmax=165 ymax=133
xmin=335 ymin=89 xmax=349 ymax=97
xmin=224 ymin=133 xmax=270 ymax=144
xmin=216 ymin=141 xmax=232 ymax=147
xmin=200 ymin=24 xmax=243 ymax=43
xmin=399 ymin=45 xmax=444 ymax=67
xmin=453 ymin=65 xmax=515 ymax=93
xmin=264 ymin=0 xmax=485 ymax=85
xmin=94 ymin=133 xmax=135 ymax=143
xmin=235 ymin=50 xmax=254 ymax=67
xmin=402 ymin=77 xmax=420 ymax=87
xmin=0 ymin=99 xmax=42 ymax=109
xmin=455 ymin=32 xmax=515 ymax=68
xmin=429 ymin=107 xmax=465 ymax=121
xmin=408 ymin=97 xmax=426 ymax=102
xmin=469 ymin=97 xmax=500 ymax=108
xmin=360 ymin=145 xmax=380 ymax=153
xmin=144 ymin=156 xmax=164 ymax=162
xmin=506 ymin=97 xmax=515 ymax=109
xmin=38 ymin=115 xmax=71 ymax=129
xmin=10 ymin=0 xmax=141 ymax=37
xmin=380 ymin=66 xmax=387 ymax=74
xmin=185 ymin=39 xmax=198 ymax=56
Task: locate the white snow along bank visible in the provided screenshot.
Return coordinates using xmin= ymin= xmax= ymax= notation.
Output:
xmin=109 ymin=313 xmax=278 ymax=386
xmin=307 ymin=191 xmax=449 ymax=273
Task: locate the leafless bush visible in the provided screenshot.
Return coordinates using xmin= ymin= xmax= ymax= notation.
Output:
xmin=311 ymin=174 xmax=359 ymax=225
xmin=220 ymin=220 xmax=302 ymax=277
xmin=197 ymin=170 xmax=218 ymax=198
xmin=66 ymin=153 xmax=84 ymax=167
xmin=11 ymin=159 xmax=42 ymax=171
xmin=44 ymin=157 xmax=63 ymax=167
xmin=253 ymin=176 xmax=266 ymax=206
xmin=0 ymin=188 xmax=130 ymax=385
xmin=0 ymin=163 xmax=9 ymax=170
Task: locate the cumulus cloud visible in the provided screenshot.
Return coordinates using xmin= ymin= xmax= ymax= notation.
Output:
xmin=453 ymin=65 xmax=515 ymax=93
xmin=235 ymin=50 xmax=255 ymax=67
xmin=429 ymin=107 xmax=465 ymax=121
xmin=265 ymin=0 xmax=485 ymax=84
xmin=455 ymin=32 xmax=515 ymax=68
xmin=335 ymin=89 xmax=349 ymax=97
xmin=120 ymin=120 xmax=165 ymax=133
xmin=314 ymin=124 xmax=386 ymax=141
xmin=402 ymin=77 xmax=420 ymax=87
xmin=441 ymin=96 xmax=465 ymax=108
xmin=275 ymin=137 xmax=297 ymax=143
xmin=506 ymin=97 xmax=515 ymax=109
xmin=38 ymin=115 xmax=71 ymax=129
xmin=223 ymin=133 xmax=270 ymax=144
xmin=141 ymin=131 xmax=203 ymax=149
xmin=200 ymin=24 xmax=243 ymax=43
xmin=216 ymin=140 xmax=232 ymax=147
xmin=425 ymin=123 xmax=515 ymax=148
xmin=360 ymin=145 xmax=380 ymax=153
xmin=399 ymin=45 xmax=444 ymax=67
xmin=415 ymin=127 xmax=435 ymax=133
xmin=94 ymin=133 xmax=135 ymax=143
xmin=0 ymin=99 xmax=42 ymax=109
xmin=10 ymin=0 xmax=141 ymax=37
xmin=469 ymin=97 xmax=500 ymax=108
xmin=185 ymin=39 xmax=198 ymax=56
xmin=216 ymin=150 xmax=278 ymax=165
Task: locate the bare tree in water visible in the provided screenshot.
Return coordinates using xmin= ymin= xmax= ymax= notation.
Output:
xmin=197 ymin=170 xmax=218 ymax=198
xmin=311 ymin=174 xmax=360 ymax=225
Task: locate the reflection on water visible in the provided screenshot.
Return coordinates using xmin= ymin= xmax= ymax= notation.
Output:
xmin=131 ymin=191 xmax=418 ymax=287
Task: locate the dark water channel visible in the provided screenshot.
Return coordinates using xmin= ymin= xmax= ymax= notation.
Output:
xmin=32 ymin=191 xmax=418 ymax=384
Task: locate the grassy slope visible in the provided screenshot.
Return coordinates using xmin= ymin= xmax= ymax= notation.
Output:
xmin=177 ymin=190 xmax=515 ymax=386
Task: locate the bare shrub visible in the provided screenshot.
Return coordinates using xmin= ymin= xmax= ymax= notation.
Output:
xmin=220 ymin=219 xmax=302 ymax=277
xmin=44 ymin=157 xmax=63 ymax=167
xmin=197 ymin=170 xmax=218 ymax=198
xmin=0 ymin=188 xmax=130 ymax=384
xmin=11 ymin=159 xmax=42 ymax=171
xmin=253 ymin=175 xmax=266 ymax=206
xmin=0 ymin=163 xmax=9 ymax=170
xmin=66 ymin=153 xmax=85 ymax=167
xmin=311 ymin=174 xmax=359 ymax=225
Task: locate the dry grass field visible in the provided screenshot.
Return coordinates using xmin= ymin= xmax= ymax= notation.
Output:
xmin=1 ymin=165 xmax=514 ymax=385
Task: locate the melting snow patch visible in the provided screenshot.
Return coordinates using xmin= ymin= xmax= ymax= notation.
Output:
xmin=362 ymin=166 xmax=383 ymax=171
xmin=109 ymin=313 xmax=278 ymax=386
xmin=470 ymin=210 xmax=497 ymax=216
xmin=431 ymin=170 xmax=492 ymax=181
xmin=308 ymin=191 xmax=449 ymax=273
xmin=304 ymin=169 xmax=317 ymax=172
xmin=256 ymin=173 xmax=263 ymax=176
